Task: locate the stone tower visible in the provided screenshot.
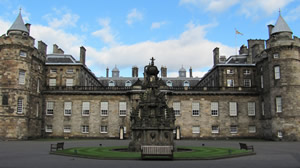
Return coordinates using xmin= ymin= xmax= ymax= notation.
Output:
xmin=258 ymin=13 xmax=300 ymax=140
xmin=129 ymin=58 xmax=175 ymax=151
xmin=0 ymin=11 xmax=46 ymax=139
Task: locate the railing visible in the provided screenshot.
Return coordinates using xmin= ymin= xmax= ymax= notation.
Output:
xmin=168 ymin=86 xmax=257 ymax=92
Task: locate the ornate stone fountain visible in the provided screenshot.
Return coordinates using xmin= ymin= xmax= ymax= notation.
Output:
xmin=129 ymin=58 xmax=176 ymax=152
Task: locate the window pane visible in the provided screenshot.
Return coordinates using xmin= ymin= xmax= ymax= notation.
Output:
xmin=173 ymin=102 xmax=181 ymax=116
xmin=211 ymin=102 xmax=218 ymax=116
xmin=119 ymin=102 xmax=127 ymax=116
xmin=46 ymin=102 xmax=54 ymax=115
xmin=19 ymin=71 xmax=25 ymax=85
xmin=274 ymin=66 xmax=280 ymax=79
xmin=192 ymin=126 xmax=200 ymax=134
xmin=64 ymin=102 xmax=72 ymax=116
xmin=229 ymin=102 xmax=237 ymax=116
xmin=192 ymin=103 xmax=200 ymax=116
xmin=248 ymin=102 xmax=255 ymax=116
xmin=49 ymin=79 xmax=56 ymax=86
xmin=66 ymin=79 xmax=73 ymax=86
xmin=17 ymin=98 xmax=23 ymax=114
xmin=101 ymin=102 xmax=108 ymax=116
xmin=82 ymin=102 xmax=90 ymax=116
xmin=276 ymin=97 xmax=282 ymax=113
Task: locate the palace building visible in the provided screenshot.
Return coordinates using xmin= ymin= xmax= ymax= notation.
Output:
xmin=0 ymin=11 xmax=300 ymax=141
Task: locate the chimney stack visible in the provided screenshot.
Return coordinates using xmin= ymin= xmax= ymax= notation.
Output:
xmin=25 ymin=23 xmax=31 ymax=35
xmin=189 ymin=67 xmax=193 ymax=78
xmin=161 ymin=66 xmax=167 ymax=77
xmin=268 ymin=24 xmax=274 ymax=38
xmin=132 ymin=66 xmax=138 ymax=77
xmin=38 ymin=41 xmax=47 ymax=56
xmin=80 ymin=46 xmax=86 ymax=65
xmin=53 ymin=44 xmax=59 ymax=53
xmin=213 ymin=47 xmax=219 ymax=66
xmin=106 ymin=67 xmax=109 ymax=77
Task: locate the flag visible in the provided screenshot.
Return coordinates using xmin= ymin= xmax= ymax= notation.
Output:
xmin=235 ymin=28 xmax=243 ymax=35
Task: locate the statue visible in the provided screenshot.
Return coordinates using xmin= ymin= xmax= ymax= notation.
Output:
xmin=129 ymin=57 xmax=176 ymax=152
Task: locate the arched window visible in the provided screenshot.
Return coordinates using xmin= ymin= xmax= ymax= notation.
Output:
xmin=108 ymin=80 xmax=115 ymax=87
xmin=183 ymin=80 xmax=190 ymax=87
xmin=166 ymin=80 xmax=172 ymax=87
xmin=125 ymin=80 xmax=132 ymax=87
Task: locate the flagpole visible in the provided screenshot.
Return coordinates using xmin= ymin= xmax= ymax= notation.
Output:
xmin=235 ymin=29 xmax=237 ymax=55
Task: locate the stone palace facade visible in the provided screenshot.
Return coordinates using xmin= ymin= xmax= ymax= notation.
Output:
xmin=0 ymin=12 xmax=299 ymax=141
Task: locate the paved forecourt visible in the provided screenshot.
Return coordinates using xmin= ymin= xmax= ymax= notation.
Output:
xmin=0 ymin=140 xmax=299 ymax=168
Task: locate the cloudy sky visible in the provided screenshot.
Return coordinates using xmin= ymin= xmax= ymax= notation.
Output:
xmin=0 ymin=0 xmax=299 ymax=77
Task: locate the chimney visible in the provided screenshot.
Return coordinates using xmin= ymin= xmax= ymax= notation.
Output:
xmin=189 ymin=67 xmax=193 ymax=78
xmin=219 ymin=56 xmax=226 ymax=63
xmin=106 ymin=67 xmax=109 ymax=77
xmin=213 ymin=47 xmax=219 ymax=66
xmin=38 ymin=41 xmax=47 ymax=56
xmin=53 ymin=44 xmax=59 ymax=53
xmin=25 ymin=23 xmax=31 ymax=35
xmin=132 ymin=66 xmax=138 ymax=77
xmin=268 ymin=24 xmax=274 ymax=38
xmin=80 ymin=46 xmax=86 ymax=65
xmin=58 ymin=48 xmax=64 ymax=54
xmin=161 ymin=66 xmax=167 ymax=77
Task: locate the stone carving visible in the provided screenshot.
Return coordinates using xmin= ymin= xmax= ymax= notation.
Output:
xmin=129 ymin=57 xmax=176 ymax=151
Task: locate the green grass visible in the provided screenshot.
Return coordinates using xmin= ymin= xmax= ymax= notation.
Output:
xmin=53 ymin=146 xmax=254 ymax=160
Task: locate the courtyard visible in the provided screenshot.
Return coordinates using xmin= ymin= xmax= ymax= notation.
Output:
xmin=0 ymin=139 xmax=299 ymax=168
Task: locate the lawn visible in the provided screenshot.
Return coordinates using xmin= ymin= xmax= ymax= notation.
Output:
xmin=53 ymin=146 xmax=254 ymax=160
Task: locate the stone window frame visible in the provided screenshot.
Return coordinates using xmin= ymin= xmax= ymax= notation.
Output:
xmin=2 ymin=93 xmax=9 ymax=106
xmin=275 ymin=96 xmax=282 ymax=113
xmin=45 ymin=125 xmax=53 ymax=133
xmin=66 ymin=78 xmax=74 ymax=87
xmin=36 ymin=103 xmax=39 ymax=118
xmin=211 ymin=102 xmax=219 ymax=116
xmin=37 ymin=79 xmax=40 ymax=93
xmin=17 ymin=97 xmax=24 ymax=114
xmin=173 ymin=102 xmax=181 ymax=116
xmin=211 ymin=126 xmax=219 ymax=134
xmin=230 ymin=125 xmax=238 ymax=134
xmin=227 ymin=79 xmax=234 ymax=87
xmin=274 ymin=65 xmax=280 ymax=80
xmin=66 ymin=68 xmax=74 ymax=74
xmin=49 ymin=78 xmax=56 ymax=87
xmin=81 ymin=125 xmax=89 ymax=133
xmin=119 ymin=102 xmax=127 ymax=116
xmin=50 ymin=68 xmax=57 ymax=73
xmin=64 ymin=125 xmax=71 ymax=133
xmin=243 ymin=79 xmax=251 ymax=87
xmin=260 ymin=75 xmax=264 ymax=88
xmin=277 ymin=131 xmax=283 ymax=138
xmin=248 ymin=125 xmax=256 ymax=133
xmin=273 ymin=53 xmax=280 ymax=59
xmin=64 ymin=102 xmax=72 ymax=116
xmin=82 ymin=102 xmax=90 ymax=116
xmin=19 ymin=50 xmax=27 ymax=57
xmin=248 ymin=102 xmax=256 ymax=116
xmin=229 ymin=102 xmax=237 ymax=116
xmin=192 ymin=126 xmax=200 ymax=134
xmin=100 ymin=125 xmax=108 ymax=133
xmin=18 ymin=70 xmax=26 ymax=85
xmin=192 ymin=102 xmax=200 ymax=116
xmin=261 ymin=102 xmax=265 ymax=116
xmin=100 ymin=101 xmax=109 ymax=116
xmin=46 ymin=101 xmax=54 ymax=115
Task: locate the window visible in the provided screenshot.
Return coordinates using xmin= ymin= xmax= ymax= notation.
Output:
xmin=50 ymin=69 xmax=57 ymax=73
xmin=261 ymin=75 xmax=264 ymax=88
xmin=66 ymin=68 xmax=73 ymax=73
xmin=243 ymin=69 xmax=250 ymax=75
xmin=212 ymin=126 xmax=219 ymax=134
xmin=248 ymin=126 xmax=256 ymax=133
xmin=192 ymin=126 xmax=200 ymax=134
xmin=49 ymin=79 xmax=56 ymax=86
xmin=227 ymin=79 xmax=234 ymax=87
xmin=66 ymin=79 xmax=73 ymax=86
xmin=19 ymin=70 xmax=25 ymax=85
xmin=261 ymin=102 xmax=265 ymax=116
xmin=173 ymin=102 xmax=181 ymax=116
xmin=2 ymin=93 xmax=8 ymax=105
xmin=276 ymin=97 xmax=282 ymax=113
xmin=37 ymin=79 xmax=40 ymax=93
xmin=192 ymin=103 xmax=200 ymax=116
xmin=125 ymin=80 xmax=132 ymax=87
xmin=17 ymin=98 xmax=23 ymax=114
xmin=82 ymin=125 xmax=89 ymax=133
xmin=101 ymin=102 xmax=108 ymax=116
xmin=230 ymin=126 xmax=238 ymax=134
xmin=211 ymin=102 xmax=218 ymax=116
xmin=278 ymin=131 xmax=283 ymax=138
xmin=64 ymin=125 xmax=71 ymax=133
xmin=183 ymin=81 xmax=190 ymax=87
xmin=166 ymin=80 xmax=172 ymax=87
xmin=46 ymin=125 xmax=53 ymax=133
xmin=248 ymin=102 xmax=256 ymax=116
xmin=82 ymin=102 xmax=90 ymax=116
xmin=100 ymin=126 xmax=108 ymax=133
xmin=229 ymin=102 xmax=237 ymax=116
xmin=273 ymin=53 xmax=279 ymax=58
xmin=36 ymin=103 xmax=39 ymax=117
xmin=64 ymin=102 xmax=72 ymax=116
xmin=274 ymin=66 xmax=280 ymax=79
xmin=119 ymin=102 xmax=127 ymax=116
xmin=227 ymin=69 xmax=234 ymax=74
xmin=108 ymin=80 xmax=115 ymax=87
xmin=46 ymin=102 xmax=54 ymax=115
xmin=19 ymin=51 xmax=27 ymax=57
xmin=244 ymin=79 xmax=251 ymax=87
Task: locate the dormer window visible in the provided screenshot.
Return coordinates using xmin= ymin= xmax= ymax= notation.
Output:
xmin=125 ymin=80 xmax=132 ymax=87
xmin=109 ymin=80 xmax=115 ymax=87
xmin=19 ymin=51 xmax=27 ymax=57
xmin=183 ymin=80 xmax=190 ymax=87
xmin=166 ymin=80 xmax=172 ymax=87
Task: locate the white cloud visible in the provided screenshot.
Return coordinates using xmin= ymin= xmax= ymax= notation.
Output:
xmin=179 ymin=0 xmax=239 ymax=13
xmin=87 ymin=22 xmax=235 ymax=75
xmin=92 ymin=18 xmax=118 ymax=46
xmin=286 ymin=5 xmax=300 ymax=21
xmin=126 ymin=8 xmax=143 ymax=25
xmin=151 ymin=21 xmax=167 ymax=29
xmin=43 ymin=8 xmax=79 ymax=28
xmin=0 ymin=17 xmax=11 ymax=35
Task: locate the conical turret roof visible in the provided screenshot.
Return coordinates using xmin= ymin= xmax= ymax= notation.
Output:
xmin=7 ymin=11 xmax=28 ymax=34
xmin=271 ymin=14 xmax=292 ymax=35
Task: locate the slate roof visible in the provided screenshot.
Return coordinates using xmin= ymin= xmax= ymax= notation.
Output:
xmin=271 ymin=14 xmax=292 ymax=35
xmin=225 ymin=55 xmax=248 ymax=64
xmin=46 ymin=54 xmax=77 ymax=64
xmin=7 ymin=12 xmax=28 ymax=34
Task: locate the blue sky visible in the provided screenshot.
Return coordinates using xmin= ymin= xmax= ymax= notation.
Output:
xmin=0 ymin=0 xmax=299 ymax=77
